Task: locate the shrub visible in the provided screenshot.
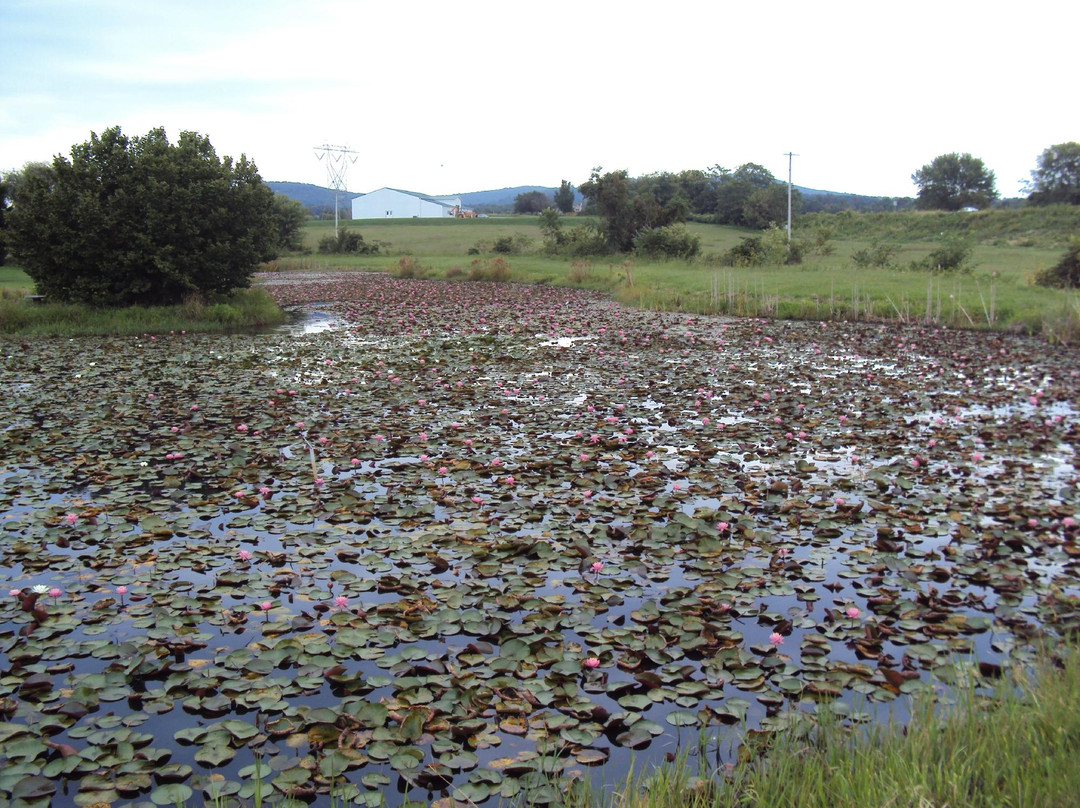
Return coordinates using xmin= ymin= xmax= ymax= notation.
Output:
xmin=317 ymin=229 xmax=379 ymax=255
xmin=725 ymin=225 xmax=800 ymax=266
xmin=910 ymin=238 xmax=974 ymax=273
xmin=1034 ymin=238 xmax=1080 ymax=288
xmin=851 ymin=241 xmax=900 ymax=269
xmin=563 ymin=224 xmax=609 ymax=258
xmin=492 ymin=236 xmax=516 ymax=254
xmin=445 ymin=265 xmax=464 ymax=279
xmin=632 ymin=224 xmax=701 ymax=260
xmin=6 ymin=127 xmax=281 ymax=306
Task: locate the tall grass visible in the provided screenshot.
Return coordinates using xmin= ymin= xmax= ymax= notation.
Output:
xmin=0 ymin=287 xmax=286 ymax=336
xmin=563 ymin=643 xmax=1080 ymax=808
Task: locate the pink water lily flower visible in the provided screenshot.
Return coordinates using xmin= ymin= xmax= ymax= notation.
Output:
xmin=769 ymin=632 xmax=784 ymax=646
xmin=590 ymin=561 xmax=603 ymax=573
xmin=846 ymin=607 xmax=861 ymax=619
xmin=583 ymin=657 xmax=600 ymax=668
xmin=334 ymin=596 xmax=349 ymax=609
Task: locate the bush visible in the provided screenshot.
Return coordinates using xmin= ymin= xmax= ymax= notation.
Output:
xmin=445 ymin=265 xmax=464 ymax=279
xmin=1034 ymin=238 xmax=1080 ymax=288
xmin=563 ymin=224 xmax=609 ymax=258
xmin=725 ymin=225 xmax=801 ymax=266
xmin=911 ymin=238 xmax=974 ymax=273
xmin=632 ymin=224 xmax=701 ymax=260
xmin=317 ymin=229 xmax=379 ymax=255
xmin=492 ymin=236 xmax=516 ymax=254
xmin=851 ymin=241 xmax=900 ymax=268
xmin=6 ymin=127 xmax=281 ymax=306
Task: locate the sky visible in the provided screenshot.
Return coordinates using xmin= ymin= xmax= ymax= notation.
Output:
xmin=2 ymin=0 xmax=1076 ymax=200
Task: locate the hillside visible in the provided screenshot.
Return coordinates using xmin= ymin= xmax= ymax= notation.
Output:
xmin=266 ymin=182 xmax=360 ymax=214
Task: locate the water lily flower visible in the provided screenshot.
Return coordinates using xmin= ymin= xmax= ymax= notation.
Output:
xmin=583 ymin=657 xmax=600 ymax=668
xmin=49 ymin=588 xmax=62 ymax=599
xmin=590 ymin=561 xmax=603 ymax=574
xmin=259 ymin=487 xmax=271 ymax=497
xmin=351 ymin=458 xmax=361 ymax=466
xmin=115 ymin=586 xmax=128 ymax=595
xmin=846 ymin=607 xmax=861 ymax=619
xmin=769 ymin=632 xmax=784 ymax=646
xmin=238 ymin=550 xmax=253 ymax=561
xmin=719 ymin=602 xmax=731 ymax=612
xmin=9 ymin=588 xmax=21 ymax=597
xmin=32 ymin=585 xmax=50 ymax=595
xmin=236 ymin=424 xmax=248 ymax=432
xmin=334 ymin=596 xmax=349 ymax=609
xmin=63 ymin=513 xmax=78 ymax=525
xmin=438 ymin=466 xmax=449 ymax=475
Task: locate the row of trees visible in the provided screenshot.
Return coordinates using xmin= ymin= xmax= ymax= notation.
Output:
xmin=912 ymin=143 xmax=1080 ymax=211
xmin=526 ymin=142 xmax=1080 ymax=223
xmin=0 ymin=126 xmax=306 ymax=306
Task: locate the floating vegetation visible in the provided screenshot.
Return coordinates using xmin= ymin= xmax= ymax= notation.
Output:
xmin=1 ymin=272 xmax=1078 ymax=806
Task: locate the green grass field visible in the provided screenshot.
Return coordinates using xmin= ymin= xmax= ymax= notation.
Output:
xmin=281 ymin=212 xmax=1080 ymax=339
xmin=4 ymin=207 xmax=1078 ymax=338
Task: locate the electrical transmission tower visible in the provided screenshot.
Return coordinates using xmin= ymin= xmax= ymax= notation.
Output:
xmin=314 ymin=144 xmax=359 ymax=237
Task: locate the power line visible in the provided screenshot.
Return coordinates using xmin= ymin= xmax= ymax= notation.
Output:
xmin=314 ymin=144 xmax=359 ymax=237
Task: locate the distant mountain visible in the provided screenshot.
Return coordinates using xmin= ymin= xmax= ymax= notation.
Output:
xmin=456 ymin=186 xmax=583 ymax=212
xmin=268 ymin=180 xmax=908 ymax=216
xmin=266 ymin=182 xmax=360 ymax=214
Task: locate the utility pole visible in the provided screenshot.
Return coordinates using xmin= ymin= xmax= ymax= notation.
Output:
xmin=314 ymin=144 xmax=359 ymax=237
xmin=784 ymin=152 xmax=799 ymax=241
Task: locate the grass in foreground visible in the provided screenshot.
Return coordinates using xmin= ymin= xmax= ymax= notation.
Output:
xmin=565 ymin=643 xmax=1080 ymax=808
xmin=0 ymin=285 xmax=287 ymax=336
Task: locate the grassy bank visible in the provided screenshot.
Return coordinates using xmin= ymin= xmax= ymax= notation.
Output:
xmin=274 ymin=213 xmax=1080 ymax=340
xmin=567 ymin=643 xmax=1080 ymax=808
xmin=0 ymin=272 xmax=286 ymax=336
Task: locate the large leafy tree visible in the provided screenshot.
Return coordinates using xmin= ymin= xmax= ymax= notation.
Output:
xmin=553 ymin=180 xmax=575 ymax=213
xmin=712 ymin=163 xmax=778 ymax=226
xmin=911 ymin=152 xmax=998 ymax=211
xmin=1026 ymin=142 xmax=1080 ymax=206
xmin=6 ymin=126 xmax=282 ymax=306
xmin=513 ymin=190 xmax=551 ymax=214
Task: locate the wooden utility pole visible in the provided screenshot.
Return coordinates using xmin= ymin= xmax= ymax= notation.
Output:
xmin=784 ymin=152 xmax=799 ymax=241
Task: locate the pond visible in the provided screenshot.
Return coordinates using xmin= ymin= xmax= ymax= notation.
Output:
xmin=1 ymin=273 xmax=1078 ymax=807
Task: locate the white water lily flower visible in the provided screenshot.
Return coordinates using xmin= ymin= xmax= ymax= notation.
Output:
xmin=31 ymin=584 xmax=50 ymax=594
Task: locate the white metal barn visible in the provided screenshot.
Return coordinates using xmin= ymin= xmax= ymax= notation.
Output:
xmin=351 ymin=188 xmax=461 ymax=219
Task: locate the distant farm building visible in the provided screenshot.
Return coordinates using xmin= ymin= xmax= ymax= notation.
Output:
xmin=351 ymin=187 xmax=462 ymax=219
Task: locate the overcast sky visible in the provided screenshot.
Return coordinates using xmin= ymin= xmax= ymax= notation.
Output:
xmin=2 ymin=0 xmax=1075 ymax=199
